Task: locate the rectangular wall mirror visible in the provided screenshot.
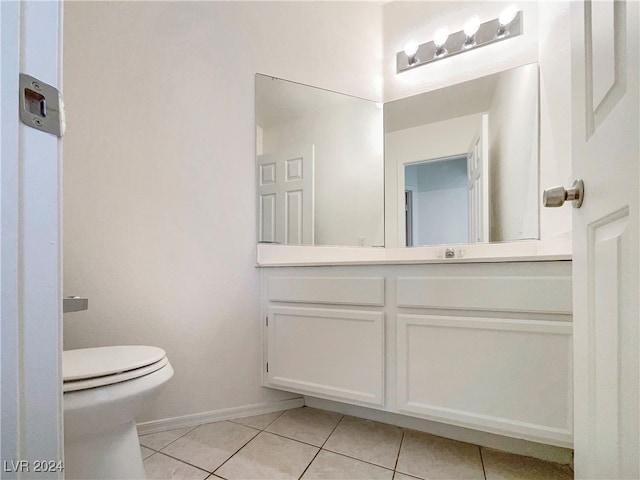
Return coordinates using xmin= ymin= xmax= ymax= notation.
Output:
xmin=385 ymin=62 xmax=540 ymax=247
xmin=255 ymin=74 xmax=384 ymax=247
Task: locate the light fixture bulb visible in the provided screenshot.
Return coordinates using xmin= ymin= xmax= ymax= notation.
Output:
xmin=463 ymin=17 xmax=481 ymax=37
xmin=499 ymin=6 xmax=518 ymax=27
xmin=404 ymin=41 xmax=419 ymax=57
xmin=433 ymin=28 xmax=450 ymax=48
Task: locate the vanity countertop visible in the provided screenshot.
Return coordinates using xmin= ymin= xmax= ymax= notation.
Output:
xmin=256 ymin=238 xmax=572 ymax=267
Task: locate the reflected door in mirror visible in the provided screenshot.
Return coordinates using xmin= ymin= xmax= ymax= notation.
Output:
xmin=255 ymin=74 xmax=384 ymax=247
xmin=258 ymin=145 xmax=314 ymax=245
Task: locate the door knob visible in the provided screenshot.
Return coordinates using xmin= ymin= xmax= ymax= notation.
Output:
xmin=543 ymin=179 xmax=584 ymax=208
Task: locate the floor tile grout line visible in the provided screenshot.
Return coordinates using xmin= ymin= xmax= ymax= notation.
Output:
xmin=296 ymin=447 xmax=322 ymax=479
xmin=318 ymin=415 xmax=404 ymax=472
xmin=262 ymin=409 xmax=287 ymax=430
xmin=320 ymin=414 xmax=345 ymax=449
xmin=211 ymin=411 xmax=345 ymax=480
xmin=146 ymin=423 xmax=261 ymax=475
xmin=257 ymin=428 xmax=331 ymax=449
xmin=297 ymin=414 xmax=344 ymax=480
xmin=393 ymin=429 xmax=406 ymax=473
xmin=319 ymin=448 xmax=396 ymax=474
xmin=144 ymin=421 xmax=262 ymax=471
xmin=317 ymin=415 xmax=405 ymax=472
xmin=147 ymin=451 xmax=212 ymax=476
xmin=139 ymin=424 xmax=199 ymax=451
xmin=479 ymin=445 xmax=487 ymax=480
xmin=211 ymin=428 xmax=263 ymax=476
xmin=143 ymin=411 xmax=570 ymax=480
xmin=228 ymin=408 xmax=286 ymax=431
xmin=264 ymin=407 xmax=342 ymax=444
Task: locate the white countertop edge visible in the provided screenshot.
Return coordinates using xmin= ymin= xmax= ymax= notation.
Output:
xmin=256 ymin=238 xmax=572 ymax=267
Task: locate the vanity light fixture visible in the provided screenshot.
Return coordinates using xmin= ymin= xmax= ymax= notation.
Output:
xmin=497 ymin=6 xmax=518 ymax=38
xmin=397 ymin=7 xmax=523 ymax=73
xmin=404 ymin=41 xmax=419 ymax=66
xmin=463 ymin=17 xmax=481 ymax=48
xmin=433 ymin=28 xmax=450 ymax=58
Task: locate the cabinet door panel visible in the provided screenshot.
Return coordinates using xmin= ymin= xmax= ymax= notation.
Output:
xmin=397 ymin=314 xmax=572 ymax=447
xmin=266 ymin=306 xmax=384 ymax=406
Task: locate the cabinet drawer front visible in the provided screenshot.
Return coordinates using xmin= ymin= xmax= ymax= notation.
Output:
xmin=268 ymin=276 xmax=385 ymax=306
xmin=397 ymin=276 xmax=572 ymax=314
xmin=267 ymin=306 xmax=384 ymax=405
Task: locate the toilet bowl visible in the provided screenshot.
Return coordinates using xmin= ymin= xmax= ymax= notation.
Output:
xmin=63 ymin=346 xmax=173 ymax=480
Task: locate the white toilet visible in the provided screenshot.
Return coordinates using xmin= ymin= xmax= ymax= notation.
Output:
xmin=63 ymin=345 xmax=173 ymax=480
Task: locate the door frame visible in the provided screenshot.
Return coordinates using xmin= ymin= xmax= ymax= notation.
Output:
xmin=1 ymin=1 xmax=63 ymax=473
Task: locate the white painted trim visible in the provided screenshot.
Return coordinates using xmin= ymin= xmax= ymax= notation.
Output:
xmin=136 ymin=397 xmax=304 ymax=435
xmin=1 ymin=1 xmax=22 ymax=466
xmin=257 ymin=238 xmax=571 ymax=267
xmin=1 ymin=1 xmax=63 ymax=472
xmin=304 ymin=396 xmax=574 ymax=465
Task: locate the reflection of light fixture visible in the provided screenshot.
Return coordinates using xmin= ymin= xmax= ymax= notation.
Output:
xmin=433 ymin=28 xmax=450 ymax=57
xmin=463 ymin=17 xmax=480 ymax=48
xmin=397 ymin=8 xmax=523 ymax=73
xmin=497 ymin=6 xmax=518 ymax=38
xmin=404 ymin=41 xmax=419 ymax=66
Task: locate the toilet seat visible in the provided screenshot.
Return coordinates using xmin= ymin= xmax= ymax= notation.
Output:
xmin=63 ymin=346 xmax=168 ymax=393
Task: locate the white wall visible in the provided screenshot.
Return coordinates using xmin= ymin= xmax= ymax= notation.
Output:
xmin=62 ymin=1 xmax=382 ymax=423
xmin=262 ymin=100 xmax=384 ymax=247
xmin=383 ymin=1 xmax=572 ymax=243
xmin=488 ymin=63 xmax=539 ymax=242
xmin=537 ymin=1 xmax=572 ymax=241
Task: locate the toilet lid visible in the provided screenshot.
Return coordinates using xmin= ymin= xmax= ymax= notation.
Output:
xmin=63 ymin=345 xmax=167 ymax=382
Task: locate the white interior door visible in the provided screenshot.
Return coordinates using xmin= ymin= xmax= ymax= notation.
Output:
xmin=257 ymin=145 xmax=314 ymax=245
xmin=1 ymin=1 xmax=63 ymax=476
xmin=571 ymin=1 xmax=639 ymax=477
xmin=467 ymin=114 xmax=489 ymax=243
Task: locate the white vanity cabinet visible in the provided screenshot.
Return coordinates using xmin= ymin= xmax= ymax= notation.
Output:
xmin=260 ymin=261 xmax=573 ymax=448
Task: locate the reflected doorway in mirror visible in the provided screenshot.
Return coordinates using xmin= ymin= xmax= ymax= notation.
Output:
xmin=404 ymin=155 xmax=469 ymax=247
xmin=385 ymin=62 xmax=539 ymax=247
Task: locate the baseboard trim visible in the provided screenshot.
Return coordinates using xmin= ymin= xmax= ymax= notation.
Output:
xmin=304 ymin=396 xmax=573 ymax=465
xmin=136 ymin=397 xmax=304 ymax=435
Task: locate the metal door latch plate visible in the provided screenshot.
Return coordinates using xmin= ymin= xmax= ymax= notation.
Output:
xmin=19 ymin=73 xmax=65 ymax=137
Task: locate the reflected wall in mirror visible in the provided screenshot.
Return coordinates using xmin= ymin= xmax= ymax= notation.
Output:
xmin=385 ymin=63 xmax=539 ymax=247
xmin=255 ymin=74 xmax=384 ymax=247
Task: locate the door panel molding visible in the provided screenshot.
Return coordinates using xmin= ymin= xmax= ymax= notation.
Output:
xmin=584 ymin=0 xmax=627 ymax=138
xmin=585 ymin=207 xmax=636 ymax=477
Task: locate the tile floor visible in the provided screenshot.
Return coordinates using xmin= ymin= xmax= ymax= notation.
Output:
xmin=139 ymin=407 xmax=573 ymax=480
